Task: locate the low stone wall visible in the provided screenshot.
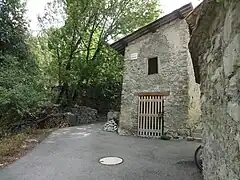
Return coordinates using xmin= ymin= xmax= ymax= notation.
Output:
xmin=66 ymin=105 xmax=98 ymax=126
xmin=188 ymin=0 xmax=240 ymax=179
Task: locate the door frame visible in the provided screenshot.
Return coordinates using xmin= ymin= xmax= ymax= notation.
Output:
xmin=135 ymin=91 xmax=170 ymax=138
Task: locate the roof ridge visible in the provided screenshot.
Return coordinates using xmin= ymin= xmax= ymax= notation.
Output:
xmin=110 ymin=3 xmax=193 ymax=55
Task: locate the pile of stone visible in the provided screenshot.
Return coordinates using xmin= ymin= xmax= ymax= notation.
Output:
xmin=65 ymin=105 xmax=98 ymax=126
xmin=75 ymin=106 xmax=98 ymax=124
xmin=103 ymin=120 xmax=118 ymax=132
xmin=103 ymin=111 xmax=120 ymax=132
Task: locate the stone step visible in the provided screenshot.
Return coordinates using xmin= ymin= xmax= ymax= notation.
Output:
xmin=193 ymin=128 xmax=202 ymax=133
xmin=192 ymin=132 xmax=202 ymax=138
xmin=192 ymin=128 xmax=202 ymax=137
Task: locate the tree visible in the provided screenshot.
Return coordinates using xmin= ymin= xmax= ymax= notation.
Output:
xmin=0 ymin=0 xmax=47 ymax=127
xmin=0 ymin=0 xmax=29 ymax=60
xmin=36 ymin=0 xmax=161 ymax=108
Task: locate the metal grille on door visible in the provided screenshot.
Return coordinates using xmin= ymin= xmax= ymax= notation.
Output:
xmin=137 ymin=94 xmax=165 ymax=138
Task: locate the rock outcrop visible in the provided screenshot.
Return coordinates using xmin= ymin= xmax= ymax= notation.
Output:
xmin=187 ymin=0 xmax=240 ymax=179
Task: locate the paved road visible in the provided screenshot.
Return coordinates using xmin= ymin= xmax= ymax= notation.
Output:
xmin=0 ymin=123 xmax=203 ymax=180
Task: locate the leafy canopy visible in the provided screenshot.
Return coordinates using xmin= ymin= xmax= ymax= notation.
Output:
xmin=36 ymin=0 xmax=161 ymax=108
xmin=0 ymin=0 xmax=47 ymax=126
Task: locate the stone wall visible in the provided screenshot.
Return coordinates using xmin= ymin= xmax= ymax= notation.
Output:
xmin=66 ymin=105 xmax=98 ymax=126
xmin=188 ymin=0 xmax=240 ymax=179
xmin=187 ymin=50 xmax=201 ymax=135
xmin=119 ymin=18 xmax=200 ymax=136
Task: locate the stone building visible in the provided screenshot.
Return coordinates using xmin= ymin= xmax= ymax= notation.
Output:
xmin=111 ymin=3 xmax=201 ymax=137
xmin=187 ymin=0 xmax=240 ymax=179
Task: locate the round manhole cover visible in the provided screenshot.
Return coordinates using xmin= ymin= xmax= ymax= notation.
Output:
xmin=99 ymin=157 xmax=123 ymax=166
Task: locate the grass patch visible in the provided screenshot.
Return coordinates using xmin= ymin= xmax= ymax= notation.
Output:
xmin=0 ymin=129 xmax=52 ymax=168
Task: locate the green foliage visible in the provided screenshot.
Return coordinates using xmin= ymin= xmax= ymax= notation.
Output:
xmin=0 ymin=0 xmax=161 ymax=129
xmin=0 ymin=0 xmax=29 ymax=59
xmin=0 ymin=0 xmax=48 ymax=126
xmin=78 ymin=47 xmax=123 ymax=112
xmin=0 ymin=56 xmax=48 ymax=124
xmin=36 ymin=0 xmax=161 ymax=109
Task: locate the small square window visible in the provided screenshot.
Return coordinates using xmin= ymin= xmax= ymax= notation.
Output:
xmin=148 ymin=57 xmax=158 ymax=75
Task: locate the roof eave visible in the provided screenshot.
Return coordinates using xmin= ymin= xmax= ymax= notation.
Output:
xmin=110 ymin=3 xmax=193 ymax=55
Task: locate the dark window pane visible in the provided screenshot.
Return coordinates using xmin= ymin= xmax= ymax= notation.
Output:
xmin=148 ymin=57 xmax=158 ymax=75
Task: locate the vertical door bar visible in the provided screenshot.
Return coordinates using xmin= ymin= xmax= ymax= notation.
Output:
xmin=161 ymin=97 xmax=164 ymax=136
xmin=154 ymin=96 xmax=158 ymax=137
xmin=158 ymin=96 xmax=161 ymax=136
xmin=150 ymin=96 xmax=152 ymax=137
xmin=146 ymin=96 xmax=149 ymax=137
xmin=144 ymin=96 xmax=147 ymax=137
xmin=140 ymin=96 xmax=141 ymax=136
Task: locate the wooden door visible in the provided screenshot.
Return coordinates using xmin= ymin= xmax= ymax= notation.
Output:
xmin=137 ymin=94 xmax=165 ymax=138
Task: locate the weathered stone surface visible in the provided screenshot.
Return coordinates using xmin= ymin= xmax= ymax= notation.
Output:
xmin=25 ymin=139 xmax=39 ymax=143
xmin=226 ymin=72 xmax=239 ymax=100
xmin=107 ymin=111 xmax=120 ymax=124
xmin=75 ymin=106 xmax=98 ymax=124
xmin=103 ymin=111 xmax=120 ymax=133
xmin=65 ymin=106 xmax=98 ymax=126
xmin=119 ymin=18 xmax=200 ymax=136
xmin=103 ymin=120 xmax=118 ymax=133
xmin=227 ymin=102 xmax=240 ymax=122
xmin=223 ymin=34 xmax=240 ymax=78
xmin=186 ymin=136 xmax=194 ymax=141
xmin=65 ymin=112 xmax=77 ymax=126
xmin=188 ymin=0 xmax=240 ymax=179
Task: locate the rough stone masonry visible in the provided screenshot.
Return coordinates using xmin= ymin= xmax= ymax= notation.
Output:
xmin=188 ymin=0 xmax=240 ymax=179
xmin=117 ymin=9 xmax=201 ymax=136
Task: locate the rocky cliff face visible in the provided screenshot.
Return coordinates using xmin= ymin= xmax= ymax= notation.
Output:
xmin=188 ymin=0 xmax=240 ymax=179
